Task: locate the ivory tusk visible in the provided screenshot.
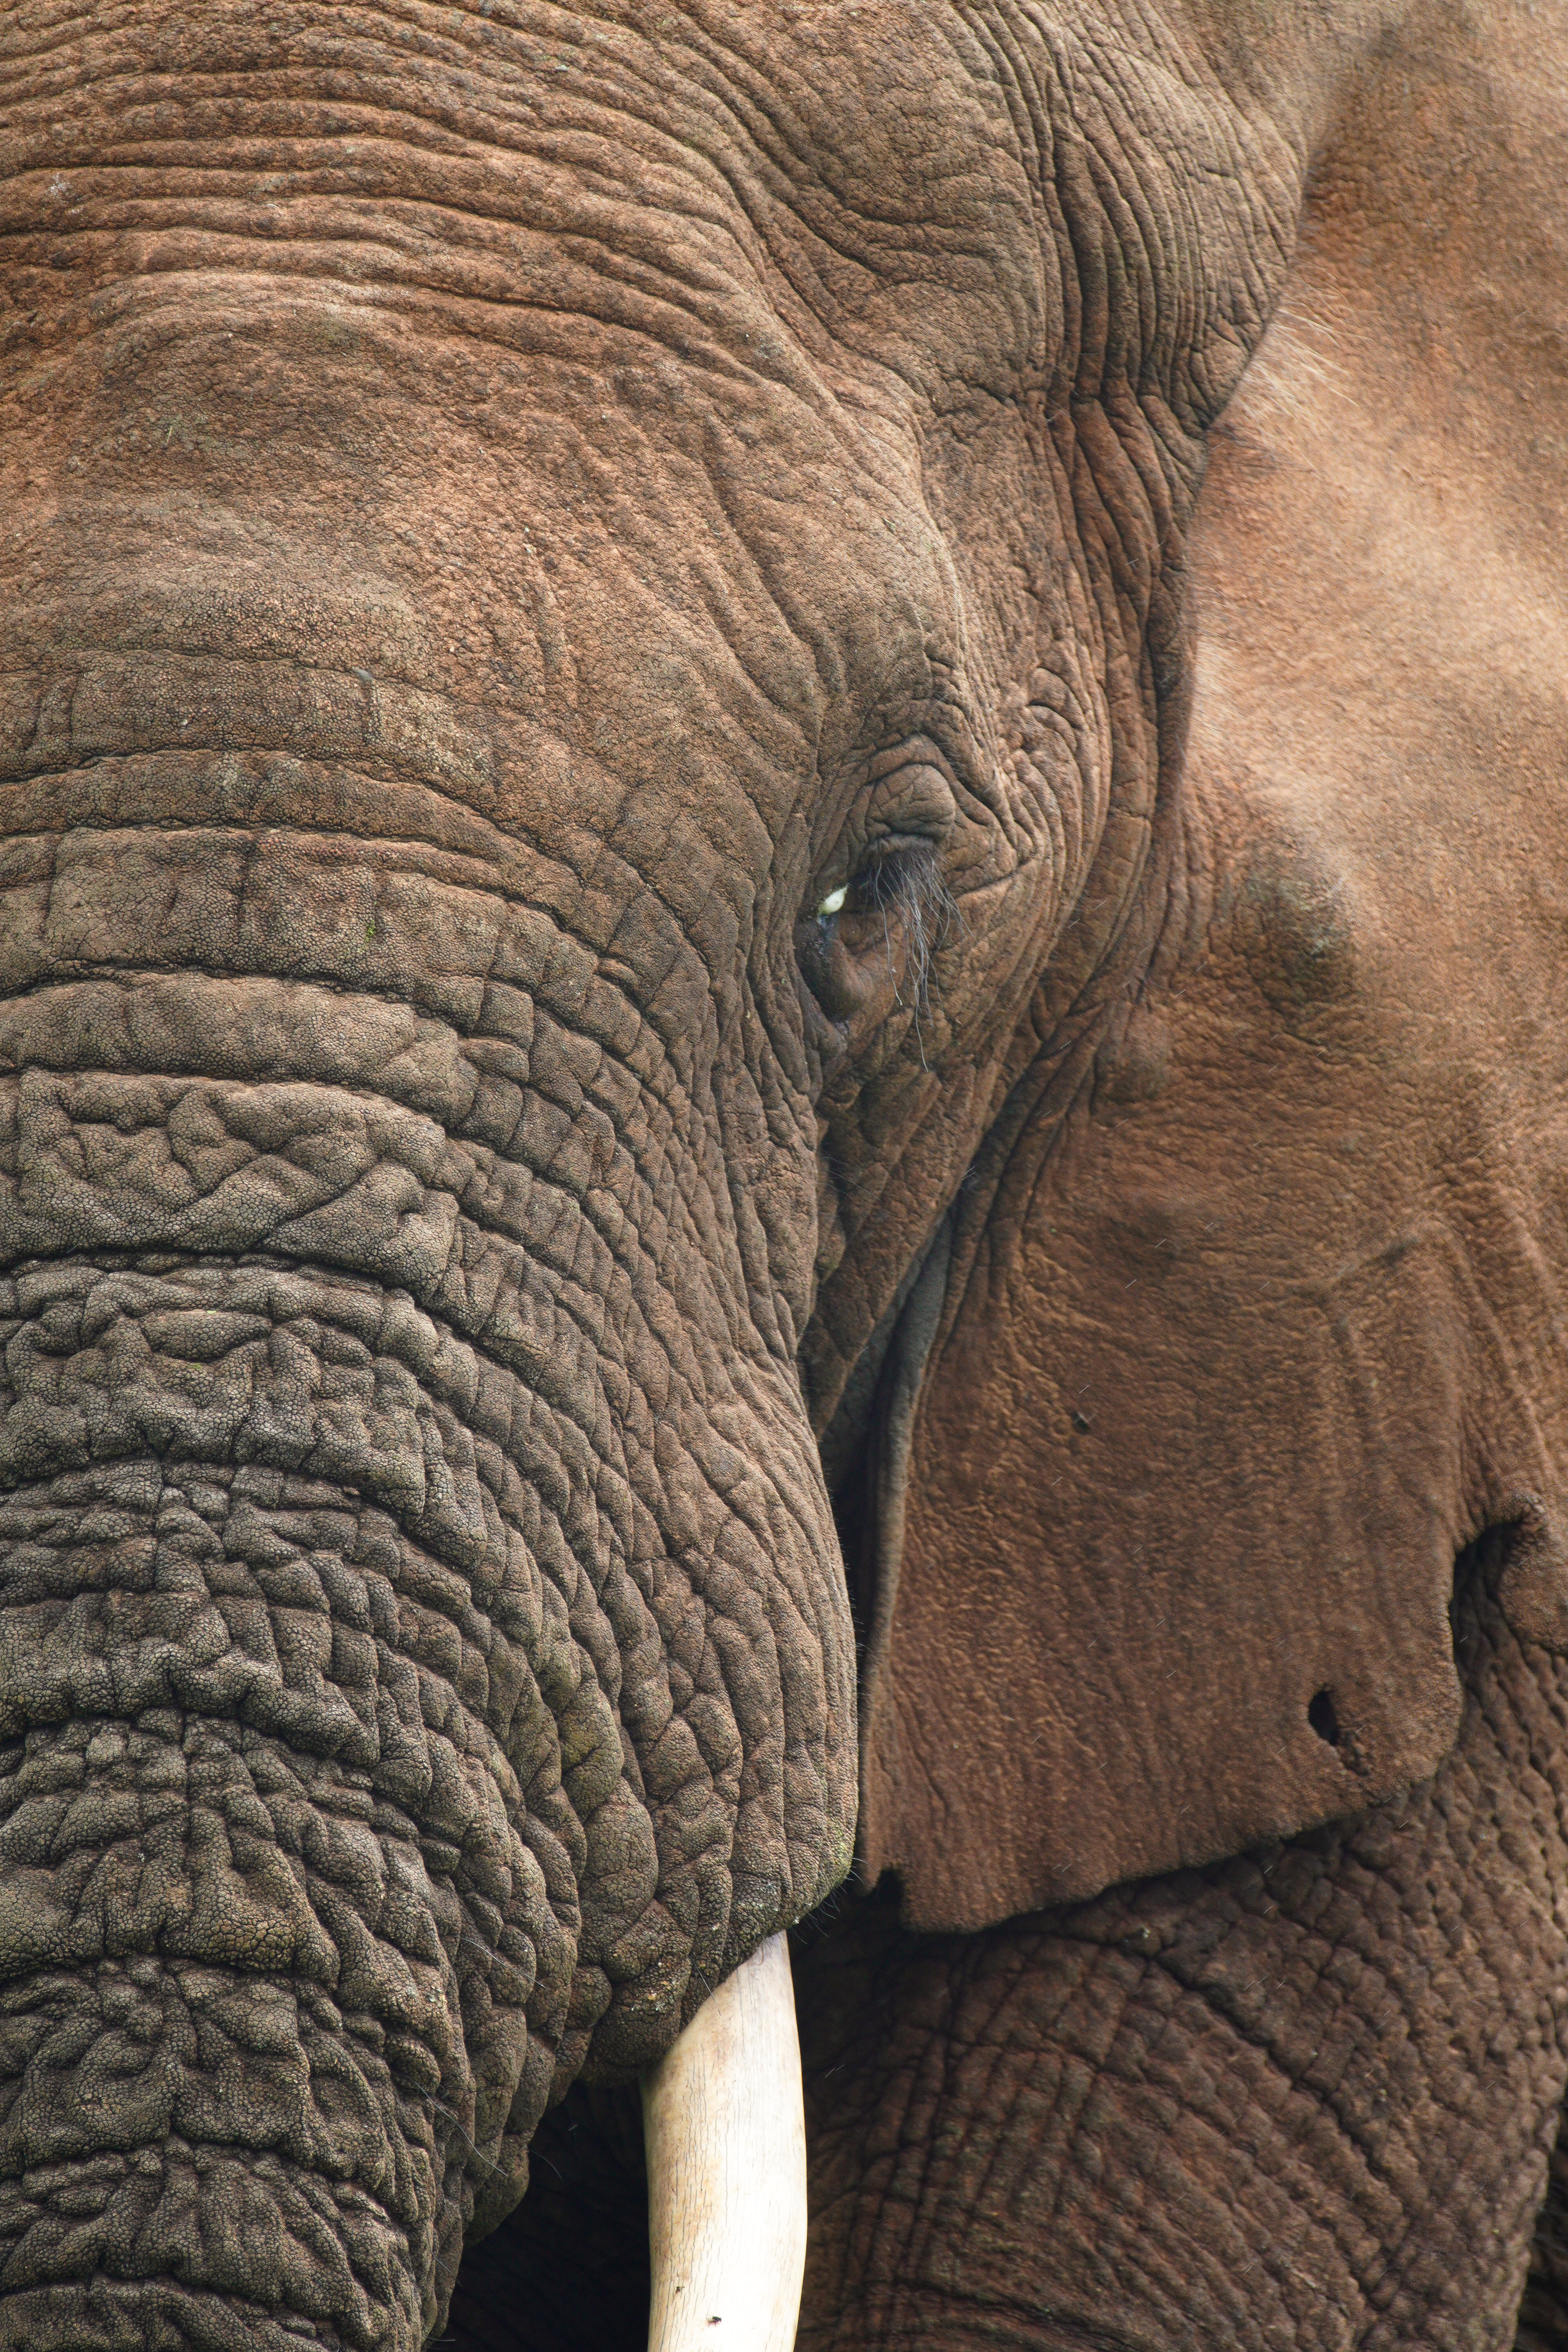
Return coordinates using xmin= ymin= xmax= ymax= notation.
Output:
xmin=642 ymin=1932 xmax=808 ymax=2352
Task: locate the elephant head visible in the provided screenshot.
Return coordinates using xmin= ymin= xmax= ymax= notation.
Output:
xmin=4 ymin=0 xmax=1562 ymax=2345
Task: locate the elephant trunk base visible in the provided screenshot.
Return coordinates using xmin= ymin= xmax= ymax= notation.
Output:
xmin=0 ymin=1943 xmax=446 ymax=2348
xmin=0 ymin=2283 xmax=346 ymax=2352
xmin=0 ymin=1442 xmax=543 ymax=2352
xmin=0 ymin=2135 xmax=425 ymax=2351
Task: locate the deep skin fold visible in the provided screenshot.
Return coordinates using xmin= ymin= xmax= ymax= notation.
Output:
xmin=10 ymin=1 xmax=1568 ymax=2350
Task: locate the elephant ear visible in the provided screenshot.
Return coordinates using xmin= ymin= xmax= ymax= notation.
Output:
xmin=856 ymin=887 xmax=1568 ymax=1934
xmin=856 ymin=0 xmax=1568 ymax=1930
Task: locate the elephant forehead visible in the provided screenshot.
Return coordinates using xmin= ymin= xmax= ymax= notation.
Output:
xmin=13 ymin=0 xmax=1048 ymax=381
xmin=10 ymin=303 xmax=976 ymax=889
xmin=2 ymin=0 xmax=1266 ymax=902
xmin=13 ymin=0 xmax=1293 ymax=428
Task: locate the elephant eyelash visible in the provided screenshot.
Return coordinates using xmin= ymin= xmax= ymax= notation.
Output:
xmin=866 ymin=846 xmax=956 ymax=1014
xmin=821 ymin=843 xmax=956 ymax=1016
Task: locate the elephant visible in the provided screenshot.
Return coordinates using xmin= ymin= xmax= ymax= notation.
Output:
xmin=2 ymin=0 xmax=1566 ymax=2344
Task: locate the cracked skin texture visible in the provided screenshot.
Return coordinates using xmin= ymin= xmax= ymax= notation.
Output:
xmin=3 ymin=0 xmax=1568 ymax=2348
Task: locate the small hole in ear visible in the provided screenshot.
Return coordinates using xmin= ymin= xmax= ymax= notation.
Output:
xmin=1307 ymin=1687 xmax=1341 ymax=1747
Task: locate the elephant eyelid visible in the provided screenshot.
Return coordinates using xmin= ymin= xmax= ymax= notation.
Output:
xmin=812 ymin=839 xmax=944 ymax=925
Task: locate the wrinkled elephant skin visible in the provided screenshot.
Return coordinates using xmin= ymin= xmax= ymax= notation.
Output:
xmin=2 ymin=1 xmax=1567 ymax=2350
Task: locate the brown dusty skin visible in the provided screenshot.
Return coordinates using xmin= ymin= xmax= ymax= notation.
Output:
xmin=2 ymin=0 xmax=1568 ymax=2347
xmin=796 ymin=1544 xmax=1568 ymax=2352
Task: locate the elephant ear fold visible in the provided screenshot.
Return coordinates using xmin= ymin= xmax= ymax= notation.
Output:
xmin=855 ymin=970 xmax=1512 ymax=1934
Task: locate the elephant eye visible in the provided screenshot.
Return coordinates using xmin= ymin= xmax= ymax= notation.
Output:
xmin=812 ymin=841 xmax=947 ymax=930
xmin=800 ymin=841 xmax=955 ymax=1032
